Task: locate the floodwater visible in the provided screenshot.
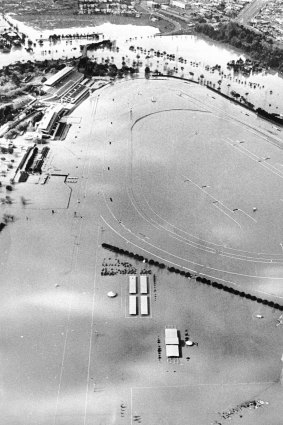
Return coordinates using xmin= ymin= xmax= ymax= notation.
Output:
xmin=1 ymin=16 xmax=283 ymax=112
xmin=119 ymin=35 xmax=283 ymax=113
xmin=1 ymin=77 xmax=283 ymax=425
xmin=0 ymin=15 xmax=158 ymax=67
xmin=89 ymin=78 xmax=283 ymax=295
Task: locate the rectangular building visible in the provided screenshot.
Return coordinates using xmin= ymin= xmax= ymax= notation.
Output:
xmin=129 ymin=295 xmax=137 ymax=315
xmin=129 ymin=275 xmax=137 ymax=294
xmin=165 ymin=344 xmax=179 ymax=357
xmin=171 ymin=0 xmax=185 ymax=8
xmin=165 ymin=328 xmax=179 ymax=345
xmin=140 ymin=275 xmax=148 ymax=294
xmin=45 ymin=66 xmax=74 ymax=87
xmin=37 ymin=104 xmax=66 ymax=135
xmin=140 ymin=295 xmax=149 ymax=315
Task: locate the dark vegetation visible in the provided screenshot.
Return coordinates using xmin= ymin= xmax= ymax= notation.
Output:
xmin=0 ymin=59 xmax=75 ymax=126
xmin=48 ymin=32 xmax=100 ymax=43
xmin=86 ymin=39 xmax=113 ymax=51
xmin=78 ymin=56 xmax=139 ymax=78
xmin=195 ymin=22 xmax=283 ymax=72
xmin=206 ymin=84 xmax=283 ymax=125
xmin=102 ymin=243 xmax=283 ymax=311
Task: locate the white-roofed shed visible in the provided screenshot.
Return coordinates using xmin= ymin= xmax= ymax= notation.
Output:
xmin=165 ymin=328 xmax=179 ymax=345
xmin=165 ymin=345 xmax=179 ymax=357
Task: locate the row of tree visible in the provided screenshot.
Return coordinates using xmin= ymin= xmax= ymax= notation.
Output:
xmin=78 ymin=56 xmax=139 ymax=78
xmin=49 ymin=33 xmax=100 ymax=42
xmin=101 ymin=243 xmax=283 ymax=311
xmin=195 ymin=22 xmax=283 ymax=72
xmin=86 ymin=40 xmax=113 ymax=51
xmin=102 ymin=243 xmax=166 ymax=269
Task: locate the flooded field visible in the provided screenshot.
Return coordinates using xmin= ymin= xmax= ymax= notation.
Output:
xmin=1 ymin=17 xmax=283 ymax=113
xmin=1 ymin=78 xmax=283 ymax=425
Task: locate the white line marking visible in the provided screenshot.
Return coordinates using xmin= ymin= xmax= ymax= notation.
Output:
xmin=138 ymin=185 xmax=282 ymax=259
xmin=130 ymin=387 xmax=133 ymax=425
xmin=100 ymin=214 xmax=283 ymax=299
xmin=213 ymin=202 xmax=242 ymax=229
xmin=183 ymin=175 xmax=242 ymax=228
xmin=83 ymin=226 xmax=100 ymax=425
xmin=131 ymin=381 xmax=276 ymax=390
xmin=225 ymin=137 xmax=283 ymax=180
xmin=127 ymin=185 xmax=217 ymax=255
xmin=53 ymin=223 xmax=84 ymax=424
xmin=237 ymin=208 xmax=257 ymax=223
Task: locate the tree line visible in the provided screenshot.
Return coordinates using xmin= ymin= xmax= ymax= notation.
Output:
xmin=101 ymin=243 xmax=283 ymax=311
xmin=78 ymin=56 xmax=139 ymax=78
xmin=195 ymin=22 xmax=283 ymax=72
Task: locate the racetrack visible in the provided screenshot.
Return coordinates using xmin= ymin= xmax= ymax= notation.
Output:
xmin=1 ymin=77 xmax=283 ymax=425
xmin=95 ymin=77 xmax=283 ymax=298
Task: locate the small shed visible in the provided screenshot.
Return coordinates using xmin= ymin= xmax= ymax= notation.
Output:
xmin=140 ymin=295 xmax=149 ymax=315
xmin=129 ymin=295 xmax=137 ymax=315
xmin=129 ymin=275 xmax=137 ymax=294
xmin=165 ymin=328 xmax=179 ymax=345
xmin=140 ymin=275 xmax=148 ymax=294
xmin=166 ymin=344 xmax=179 ymax=357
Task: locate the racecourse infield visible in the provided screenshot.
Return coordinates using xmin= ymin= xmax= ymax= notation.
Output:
xmin=1 ymin=77 xmax=283 ymax=425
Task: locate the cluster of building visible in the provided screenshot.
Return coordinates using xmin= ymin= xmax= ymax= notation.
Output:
xmin=17 ymin=145 xmax=50 ymax=182
xmin=78 ymin=0 xmax=138 ymax=16
xmin=129 ymin=275 xmax=149 ymax=316
xmin=165 ymin=327 xmax=180 ymax=357
xmin=0 ymin=0 xmax=72 ymax=14
xmin=146 ymin=0 xmax=252 ymax=25
xmin=249 ymin=0 xmax=283 ymax=43
xmin=0 ymin=30 xmax=23 ymax=52
xmin=37 ymin=104 xmax=68 ymax=138
xmin=37 ymin=66 xmax=108 ymax=139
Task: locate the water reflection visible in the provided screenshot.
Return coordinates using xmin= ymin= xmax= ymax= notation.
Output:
xmin=1 ymin=18 xmax=282 ymax=113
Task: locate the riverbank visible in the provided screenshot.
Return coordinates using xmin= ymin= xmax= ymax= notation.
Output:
xmin=1 ymin=16 xmax=283 ymax=117
xmin=195 ymin=22 xmax=283 ymax=74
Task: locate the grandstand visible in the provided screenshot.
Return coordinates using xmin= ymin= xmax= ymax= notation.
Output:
xmin=45 ymin=66 xmax=74 ymax=87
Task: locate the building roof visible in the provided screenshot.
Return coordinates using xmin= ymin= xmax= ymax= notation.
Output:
xmin=129 ymin=295 xmax=137 ymax=315
xmin=166 ymin=337 xmax=179 ymax=344
xmin=38 ymin=104 xmax=65 ymax=132
xmin=165 ymin=344 xmax=179 ymax=357
xmin=45 ymin=66 xmax=74 ymax=87
xmin=165 ymin=328 xmax=177 ymax=336
xmin=165 ymin=328 xmax=179 ymax=345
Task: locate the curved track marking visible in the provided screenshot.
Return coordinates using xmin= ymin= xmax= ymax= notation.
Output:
xmin=183 ymin=176 xmax=242 ymax=229
xmin=135 ymin=181 xmax=283 ymax=260
xmin=101 ymin=185 xmax=283 ymax=281
xmin=100 ymin=213 xmax=283 ymax=300
xmin=130 ymin=104 xmax=283 ymax=259
xmin=100 ymin=79 xmax=283 ymax=299
xmin=224 ymin=138 xmax=283 ymax=180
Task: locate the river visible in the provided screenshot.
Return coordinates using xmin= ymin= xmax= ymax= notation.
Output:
xmin=1 ymin=15 xmax=283 ymax=114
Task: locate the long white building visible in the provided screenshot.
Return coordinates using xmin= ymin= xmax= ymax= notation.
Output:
xmin=45 ymin=66 xmax=74 ymax=87
xmin=140 ymin=275 xmax=148 ymax=294
xmin=129 ymin=275 xmax=137 ymax=294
